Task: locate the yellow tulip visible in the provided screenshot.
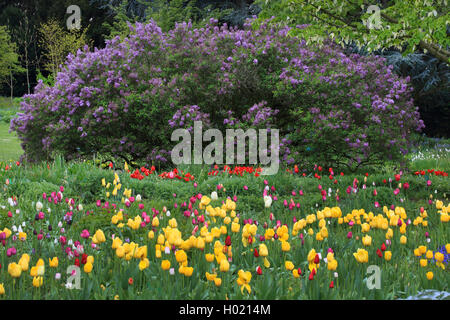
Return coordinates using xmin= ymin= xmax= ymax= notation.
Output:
xmin=426 ymin=250 xmax=434 ymax=259
xmin=384 ymin=251 xmax=392 ymax=261
xmin=426 ymin=271 xmax=433 ymax=280
xmin=263 ymin=257 xmax=270 ymax=268
xmin=116 ymin=246 xmax=125 ymax=258
xmin=206 ymin=272 xmax=217 ymax=281
xmin=435 ymin=252 xmax=444 ymax=263
xmin=148 ymin=230 xmax=155 ymax=239
xmin=219 ymin=259 xmax=230 ymax=272
xmin=281 ymin=241 xmax=291 ymax=252
xmin=0 ymin=283 xmax=4 ymax=295
xmin=169 ymin=218 xmax=178 ymax=228
xmin=157 ymin=234 xmax=165 ymax=245
xmin=32 ymin=276 xmax=43 ymax=288
xmin=205 ymin=253 xmax=215 ymax=262
xmin=400 ymin=235 xmax=407 ymax=245
xmin=8 ymin=263 xmax=22 ymax=278
xmin=183 ymin=267 xmax=193 ymax=277
xmin=139 ymin=258 xmax=150 ymax=271
xmin=18 ymin=255 xmax=30 ymax=271
xmin=214 ymin=278 xmax=222 ymax=287
xmin=327 ymin=259 xmax=338 ymax=271
xmin=175 ymin=250 xmax=188 ymax=263
xmin=307 ymin=249 xmax=317 ymax=263
xmin=419 ymin=259 xmax=427 ymax=267
xmin=353 ymin=248 xmax=369 ymax=263
xmin=93 ymin=229 xmax=106 ymax=244
xmin=194 ymin=237 xmax=204 ymax=249
xmin=2 ymin=228 xmax=11 ymax=239
xmin=231 ymin=222 xmax=240 ymax=233
xmin=362 ymin=235 xmax=372 ymax=246
xmin=386 ymin=228 xmax=393 ymax=240
xmin=84 ymin=262 xmax=93 ymax=273
xmin=49 ymin=257 xmax=58 ymax=268
xmin=30 ymin=266 xmax=38 ymax=277
xmin=161 ymin=260 xmax=171 ymax=271
xmin=259 ymin=244 xmax=268 ymax=257
xmin=112 ymin=237 xmax=123 ymax=249
xmin=285 ymin=261 xmax=294 ymax=271
xmin=18 ymin=232 xmax=27 ymax=241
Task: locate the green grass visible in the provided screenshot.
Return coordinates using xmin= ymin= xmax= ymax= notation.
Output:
xmin=0 ymin=96 xmax=22 ymax=161
xmin=0 ymin=122 xmax=22 ymax=161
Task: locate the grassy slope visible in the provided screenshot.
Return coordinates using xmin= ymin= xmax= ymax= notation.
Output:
xmin=0 ymin=120 xmax=22 ymax=162
xmin=0 ymin=97 xmax=23 ymax=161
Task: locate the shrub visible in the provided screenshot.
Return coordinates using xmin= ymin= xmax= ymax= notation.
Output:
xmin=11 ymin=18 xmax=423 ymax=169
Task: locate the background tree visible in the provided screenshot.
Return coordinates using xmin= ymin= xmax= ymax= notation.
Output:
xmin=254 ymin=0 xmax=449 ymax=63
xmin=254 ymin=0 xmax=450 ymax=137
xmin=0 ymin=25 xmax=25 ymax=102
xmin=38 ymin=18 xmax=90 ymax=80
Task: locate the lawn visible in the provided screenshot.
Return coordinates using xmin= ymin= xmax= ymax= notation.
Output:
xmin=0 ymin=121 xmax=22 ymax=162
xmin=0 ymin=97 xmax=23 ymax=162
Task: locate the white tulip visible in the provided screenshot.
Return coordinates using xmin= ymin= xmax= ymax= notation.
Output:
xmin=263 ymin=196 xmax=272 ymax=208
xmin=211 ymin=191 xmax=218 ymax=200
xmin=36 ymin=201 xmax=43 ymax=211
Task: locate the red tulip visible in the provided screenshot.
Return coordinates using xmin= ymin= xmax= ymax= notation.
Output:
xmin=314 ymin=254 xmax=320 ymax=264
xmin=256 ymin=266 xmax=262 ymax=275
xmin=381 ymin=243 xmax=386 ymax=251
xmin=329 ymin=281 xmax=334 ymax=288
xmin=376 ymin=249 xmax=382 ymax=258
xmin=254 ymin=248 xmax=259 ymax=258
xmin=225 ymin=235 xmax=231 ymax=246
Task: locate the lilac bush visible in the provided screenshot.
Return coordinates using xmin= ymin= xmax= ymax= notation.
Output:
xmin=11 ymin=18 xmax=424 ymax=168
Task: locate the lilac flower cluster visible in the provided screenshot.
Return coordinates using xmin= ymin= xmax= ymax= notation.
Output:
xmin=10 ymin=17 xmax=423 ymax=168
xmin=169 ymin=105 xmax=211 ymax=133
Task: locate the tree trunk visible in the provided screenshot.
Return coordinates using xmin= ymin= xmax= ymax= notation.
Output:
xmin=25 ymin=42 xmax=30 ymax=94
xmin=9 ymin=70 xmax=13 ymax=102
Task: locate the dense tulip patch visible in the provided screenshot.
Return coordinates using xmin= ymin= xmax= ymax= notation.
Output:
xmin=0 ymin=160 xmax=448 ymax=299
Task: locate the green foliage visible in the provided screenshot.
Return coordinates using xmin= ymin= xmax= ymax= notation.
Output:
xmin=254 ymin=0 xmax=450 ymax=64
xmin=103 ymin=0 xmax=232 ymax=39
xmin=38 ymin=18 xmax=90 ymax=79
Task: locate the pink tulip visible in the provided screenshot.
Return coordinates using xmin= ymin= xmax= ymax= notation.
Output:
xmin=347 ymin=232 xmax=352 ymax=239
